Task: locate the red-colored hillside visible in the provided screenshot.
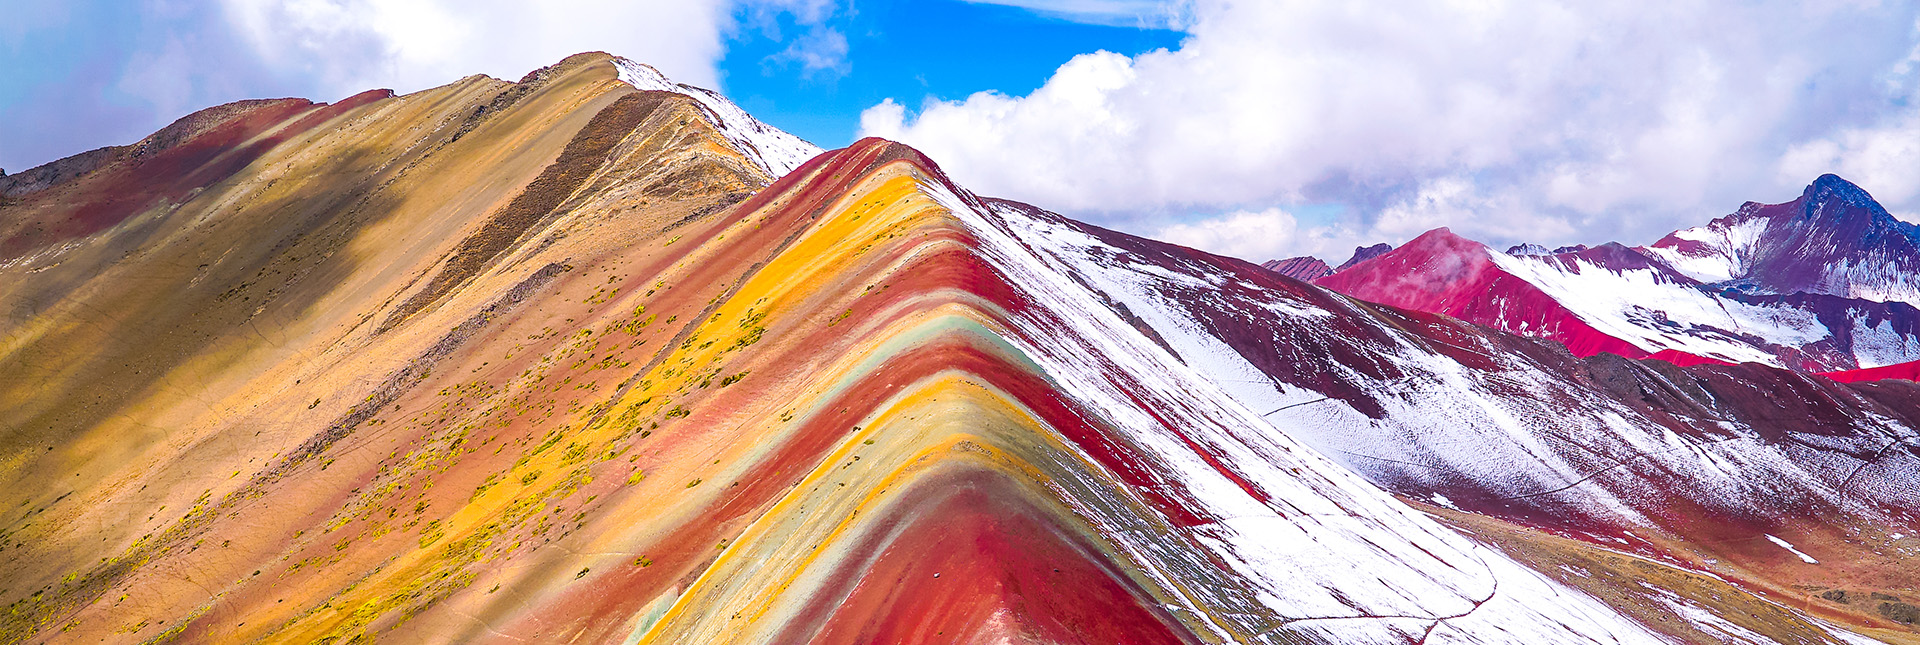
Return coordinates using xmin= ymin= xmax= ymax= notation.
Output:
xmin=1313 ymin=228 xmax=1716 ymax=365
xmin=0 ymin=89 xmax=393 ymax=260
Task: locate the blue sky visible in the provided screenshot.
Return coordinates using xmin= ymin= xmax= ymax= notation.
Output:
xmin=8 ymin=1 xmax=1920 ymax=265
xmin=720 ymin=1 xmax=1181 ymax=149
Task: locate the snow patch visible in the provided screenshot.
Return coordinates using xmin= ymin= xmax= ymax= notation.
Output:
xmin=1763 ymin=534 xmax=1820 ymax=564
xmin=1649 ymin=216 xmax=1769 ymax=283
xmin=1823 ymin=257 xmax=1920 ymax=305
xmin=1489 ymin=251 xmax=1826 ymax=365
xmin=1850 ymin=315 xmax=1920 ymax=368
xmin=1648 ymin=588 xmax=1773 ymax=644
xmin=946 ymin=194 xmax=1667 ymax=642
xmin=612 ymin=58 xmax=822 ymax=178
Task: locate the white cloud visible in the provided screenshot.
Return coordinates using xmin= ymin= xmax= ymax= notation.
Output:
xmin=864 ymin=0 xmax=1920 ymax=259
xmin=115 ymin=36 xmax=197 ymax=121
xmin=737 ymin=0 xmax=846 ymax=72
xmin=1152 ymin=208 xmax=1301 ymax=260
xmin=961 ymin=0 xmax=1193 ymax=28
xmin=765 ymin=26 xmax=848 ymax=78
xmin=1150 ymin=208 xmax=1370 ymax=262
xmin=1780 ymin=114 xmax=1920 ymax=216
xmin=217 ymin=0 xmax=736 ymax=96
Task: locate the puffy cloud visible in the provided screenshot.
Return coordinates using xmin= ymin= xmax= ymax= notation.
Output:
xmin=217 ymin=0 xmax=735 ymax=95
xmin=1 ymin=0 xmax=817 ymax=172
xmin=770 ymin=27 xmax=849 ymax=77
xmin=1153 ymin=208 xmax=1303 ymax=261
xmin=1779 ymin=114 xmax=1920 ymax=218
xmin=736 ymin=0 xmax=848 ymax=77
xmin=864 ymin=0 xmax=1920 ymax=261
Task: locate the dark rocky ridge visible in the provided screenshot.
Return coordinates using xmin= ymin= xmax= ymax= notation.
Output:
xmin=1338 ymin=242 xmax=1393 ymax=269
xmin=1260 ymin=255 xmax=1332 ymax=281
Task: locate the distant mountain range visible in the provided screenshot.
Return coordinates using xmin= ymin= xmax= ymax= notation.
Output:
xmin=1273 ymin=174 xmax=1920 ymax=378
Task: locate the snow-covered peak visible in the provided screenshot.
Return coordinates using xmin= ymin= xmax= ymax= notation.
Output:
xmin=611 ymin=58 xmax=823 ymax=179
xmin=1644 ymin=207 xmax=1770 ymax=283
xmin=1641 ymin=174 xmax=1920 ymax=304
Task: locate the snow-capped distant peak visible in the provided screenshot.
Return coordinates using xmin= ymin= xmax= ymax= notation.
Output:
xmin=611 ymin=58 xmax=822 ymax=179
xmin=1641 ymin=174 xmax=1920 ymax=304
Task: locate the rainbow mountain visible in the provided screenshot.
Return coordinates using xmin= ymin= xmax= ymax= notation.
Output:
xmin=2 ymin=53 xmax=1916 ymax=644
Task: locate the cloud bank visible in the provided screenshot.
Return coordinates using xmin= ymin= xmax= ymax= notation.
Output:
xmin=3 ymin=0 xmax=786 ymax=172
xmin=219 ymin=0 xmax=731 ymax=96
xmin=864 ymin=0 xmax=1920 ymax=262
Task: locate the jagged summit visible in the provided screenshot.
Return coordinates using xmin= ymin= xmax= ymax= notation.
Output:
xmin=1260 ymin=242 xmax=1392 ymax=283
xmin=1644 ymin=173 xmax=1920 ymax=303
xmin=1337 ymin=241 xmax=1393 ymax=269
xmin=1260 ymin=255 xmax=1333 ymax=281
xmin=1304 ymin=174 xmax=1920 ymax=375
xmin=1803 ymin=173 xmax=1893 ymax=216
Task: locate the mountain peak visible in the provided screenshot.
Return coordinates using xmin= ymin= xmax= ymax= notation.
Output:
xmin=1804 ymin=173 xmax=1875 ymax=207
xmin=1506 ymin=243 xmax=1550 ymax=256
xmin=1336 ymin=242 xmax=1395 ymax=270
xmin=1797 ymin=173 xmax=1899 ymax=226
xmin=1403 ymin=226 xmax=1475 ymax=248
xmin=611 ymin=56 xmax=822 ymax=178
xmin=1262 ymin=256 xmax=1333 ymax=281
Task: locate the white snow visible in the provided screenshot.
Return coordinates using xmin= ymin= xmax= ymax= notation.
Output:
xmin=1648 ymin=588 xmax=1773 ymax=644
xmin=1849 ymin=315 xmax=1920 ymax=368
xmin=1647 ymin=210 xmax=1920 ymax=306
xmin=906 ymin=178 xmax=1920 ymax=641
xmin=1487 ymin=250 xmax=1825 ymax=366
xmin=612 ymin=58 xmax=822 ymax=179
xmin=1763 ymin=534 xmax=1820 ymax=564
xmin=1646 ymin=215 xmax=1769 ymax=284
xmin=934 ymin=190 xmax=1669 ymax=642
xmin=1819 ymin=623 xmax=1897 ymax=645
xmin=1823 ymin=257 xmax=1920 ymax=305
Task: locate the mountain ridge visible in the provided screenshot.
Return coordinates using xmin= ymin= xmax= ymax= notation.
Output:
xmin=1 ymin=52 xmax=1914 ymax=644
xmin=1293 ymin=175 xmax=1920 ymax=375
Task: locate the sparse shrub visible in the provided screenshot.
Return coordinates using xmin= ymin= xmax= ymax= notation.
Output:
xmin=1882 ymin=602 xmax=1920 ymax=624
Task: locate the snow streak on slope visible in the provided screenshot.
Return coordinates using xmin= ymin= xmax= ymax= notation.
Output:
xmin=1646 ymin=174 xmax=1920 ymax=305
xmin=1117 ymin=225 xmax=1920 ymax=526
xmin=1850 ymin=315 xmax=1920 ymax=368
xmin=1486 ymin=251 xmax=1824 ymax=365
xmin=613 ymin=58 xmax=822 ymax=177
xmin=1644 ymin=214 xmax=1770 ymax=284
xmin=948 ymin=194 xmax=1667 ymax=643
xmin=1321 ymin=228 xmax=1920 ymax=372
xmin=972 ymin=199 xmax=1917 ymax=641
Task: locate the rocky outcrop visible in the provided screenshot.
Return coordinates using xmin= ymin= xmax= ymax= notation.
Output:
xmin=1260 ymin=255 xmax=1333 ymax=280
